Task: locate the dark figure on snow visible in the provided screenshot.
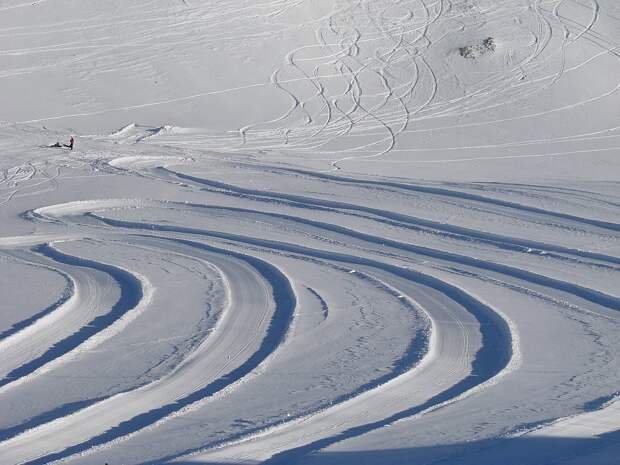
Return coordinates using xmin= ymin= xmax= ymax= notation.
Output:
xmin=64 ymin=136 xmax=74 ymax=150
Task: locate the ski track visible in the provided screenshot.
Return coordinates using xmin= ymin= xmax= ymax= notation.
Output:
xmin=1 ymin=0 xmax=620 ymax=464
xmin=163 ymin=169 xmax=620 ymax=267
xmin=3 ymin=198 xmax=513 ymax=465
xmin=3 ymin=172 xmax=616 ymax=463
xmin=0 ymin=244 xmax=145 ymax=392
xmin=89 ymin=202 xmax=620 ymax=314
xmin=0 ymin=256 xmax=74 ymax=343
xmin=1 ymin=161 xmax=618 ymax=464
xmin=0 ymin=235 xmax=297 ymax=465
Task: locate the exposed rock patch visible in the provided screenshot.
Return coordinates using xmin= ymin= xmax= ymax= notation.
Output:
xmin=459 ymin=37 xmax=496 ymax=58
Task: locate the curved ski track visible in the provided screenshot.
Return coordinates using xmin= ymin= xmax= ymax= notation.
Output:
xmin=1 ymin=158 xmax=618 ymax=463
xmin=0 ymin=0 xmax=619 ymax=464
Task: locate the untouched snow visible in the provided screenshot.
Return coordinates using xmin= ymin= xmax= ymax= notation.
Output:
xmin=0 ymin=1 xmax=619 ymax=464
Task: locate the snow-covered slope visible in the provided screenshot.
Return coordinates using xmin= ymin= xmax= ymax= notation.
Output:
xmin=0 ymin=1 xmax=619 ymax=464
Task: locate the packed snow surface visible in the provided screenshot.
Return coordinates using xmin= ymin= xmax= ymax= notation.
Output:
xmin=0 ymin=0 xmax=620 ymax=464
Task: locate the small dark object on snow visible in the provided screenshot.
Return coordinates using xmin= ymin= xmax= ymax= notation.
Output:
xmin=483 ymin=37 xmax=496 ymax=51
xmin=49 ymin=142 xmax=62 ymax=148
xmin=459 ymin=37 xmax=496 ymax=58
xmin=63 ymin=136 xmax=74 ymax=150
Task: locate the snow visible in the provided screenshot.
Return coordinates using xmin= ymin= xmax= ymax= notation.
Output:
xmin=0 ymin=0 xmax=619 ymax=464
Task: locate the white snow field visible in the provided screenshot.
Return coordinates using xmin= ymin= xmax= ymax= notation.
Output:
xmin=0 ymin=0 xmax=620 ymax=464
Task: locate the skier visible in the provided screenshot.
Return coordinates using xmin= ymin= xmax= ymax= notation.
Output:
xmin=63 ymin=136 xmax=74 ymax=150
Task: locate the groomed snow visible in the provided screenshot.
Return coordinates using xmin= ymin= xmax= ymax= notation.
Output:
xmin=0 ymin=1 xmax=619 ymax=464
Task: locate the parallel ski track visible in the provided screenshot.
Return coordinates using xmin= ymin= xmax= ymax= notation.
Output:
xmin=1 ymin=193 xmax=513 ymax=465
xmin=90 ymin=204 xmax=620 ymax=313
xmin=5 ymin=156 xmax=615 ymax=463
xmin=162 ymin=169 xmax=620 ymax=267
xmin=0 ymin=237 xmax=296 ymax=465
xmin=77 ymin=207 xmax=513 ymax=463
xmin=266 ymin=166 xmax=620 ymax=233
xmin=0 ymin=257 xmax=74 ymax=343
xmin=0 ymin=244 xmax=143 ymax=392
xmin=1 ymin=0 xmax=619 ymax=461
xmin=3 ymin=176 xmax=618 ymax=463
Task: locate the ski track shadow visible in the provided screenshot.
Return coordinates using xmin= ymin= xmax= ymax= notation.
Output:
xmin=0 ymin=244 xmax=144 ymax=389
xmin=167 ymin=431 xmax=620 ymax=465
xmin=19 ymin=239 xmax=297 ymax=465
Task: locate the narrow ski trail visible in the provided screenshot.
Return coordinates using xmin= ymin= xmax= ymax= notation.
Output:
xmin=1 ymin=0 xmax=620 ymax=464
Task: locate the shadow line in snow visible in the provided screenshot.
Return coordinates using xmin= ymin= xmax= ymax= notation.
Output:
xmin=0 ymin=267 xmax=73 ymax=342
xmin=0 ymin=397 xmax=105 ymax=443
xmin=92 ymin=202 xmax=620 ymax=314
xmin=84 ymin=217 xmax=512 ymax=464
xmin=273 ymin=166 xmax=620 ymax=233
xmin=163 ymin=169 xmax=620 ymax=267
xmin=22 ymin=238 xmax=297 ymax=465
xmin=177 ymin=203 xmax=620 ymax=312
xmin=0 ymin=244 xmax=143 ymax=389
xmin=170 ymin=430 xmax=620 ymax=465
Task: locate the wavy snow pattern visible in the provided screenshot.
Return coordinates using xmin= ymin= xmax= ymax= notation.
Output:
xmin=0 ymin=0 xmax=619 ymax=464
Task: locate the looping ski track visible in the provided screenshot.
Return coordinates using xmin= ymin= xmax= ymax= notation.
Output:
xmin=1 ymin=0 xmax=620 ymax=464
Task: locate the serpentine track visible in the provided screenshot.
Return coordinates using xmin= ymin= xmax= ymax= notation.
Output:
xmin=1 ymin=0 xmax=620 ymax=464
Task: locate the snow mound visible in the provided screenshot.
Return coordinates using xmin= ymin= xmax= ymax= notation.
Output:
xmin=108 ymin=124 xmax=165 ymax=144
